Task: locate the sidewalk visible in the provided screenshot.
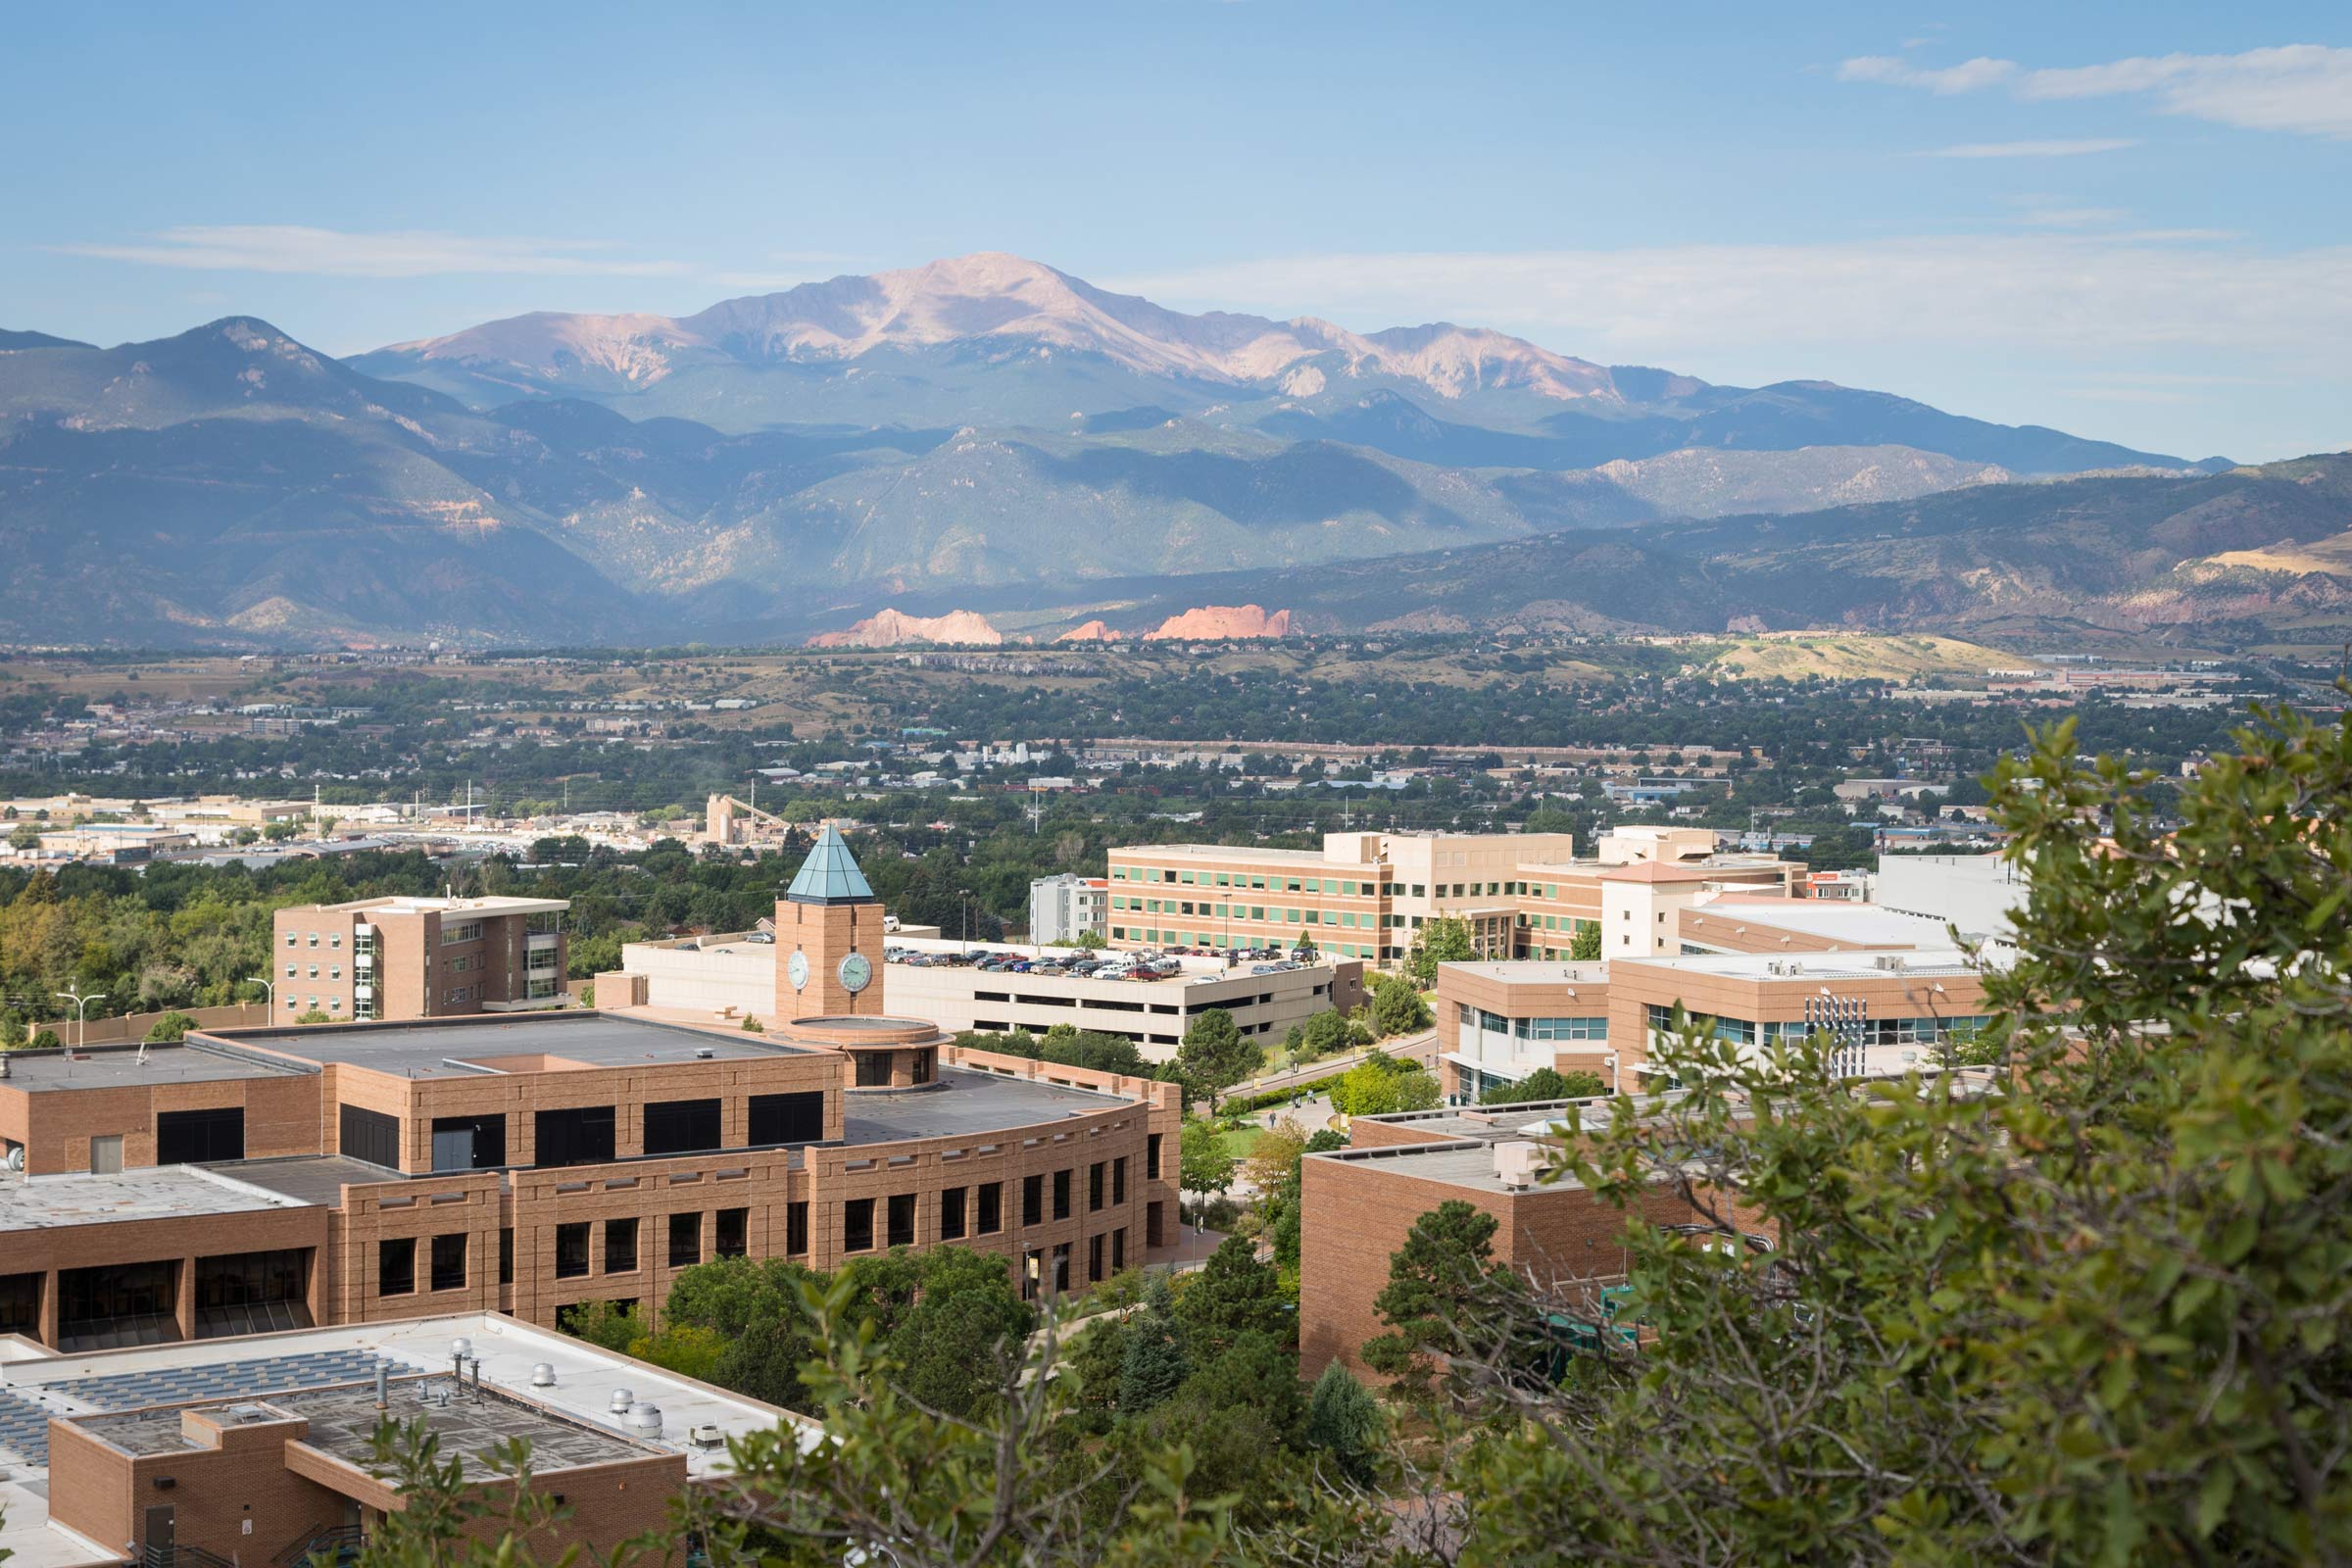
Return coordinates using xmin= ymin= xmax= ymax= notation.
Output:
xmin=1228 ymin=1028 xmax=1437 ymax=1099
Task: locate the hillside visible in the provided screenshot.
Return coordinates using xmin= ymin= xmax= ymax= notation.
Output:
xmin=355 ymin=253 xmax=2205 ymax=476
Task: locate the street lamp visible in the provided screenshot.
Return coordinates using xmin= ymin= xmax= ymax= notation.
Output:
xmin=53 ymin=984 xmax=106 ymax=1050
xmin=246 ymin=974 xmax=277 ymax=1022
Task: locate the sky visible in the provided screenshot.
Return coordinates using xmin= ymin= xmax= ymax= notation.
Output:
xmin=4 ymin=0 xmax=2347 ymax=463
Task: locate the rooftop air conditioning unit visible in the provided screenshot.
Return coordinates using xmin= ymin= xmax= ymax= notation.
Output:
xmin=1494 ymin=1141 xmax=1544 ymax=1190
xmin=689 ymin=1424 xmax=725 ymax=1447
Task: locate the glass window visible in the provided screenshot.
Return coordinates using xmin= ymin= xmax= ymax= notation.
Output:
xmin=379 ymin=1240 xmax=416 ymax=1296
xmin=668 ymin=1211 xmax=702 ymax=1267
xmin=555 ymin=1223 xmax=590 ymax=1278
xmin=1023 ymin=1174 xmax=1044 ymax=1227
xmin=887 ymin=1193 xmax=915 ymax=1249
xmin=941 ymin=1186 xmax=968 ymax=1241
xmin=787 ymin=1200 xmax=809 ymax=1256
xmin=430 ymin=1234 xmax=467 ymax=1293
xmin=1089 ymin=1161 xmax=1104 ymax=1212
xmin=605 ymin=1218 xmax=638 ymax=1273
xmin=1112 ymin=1155 xmax=1127 ymax=1206
xmin=715 ymin=1207 xmax=748 ymax=1257
xmin=1053 ymin=1168 xmax=1072 ymax=1221
xmin=977 ymin=1182 xmax=1003 ymax=1235
xmin=843 ymin=1199 xmax=875 ymax=1253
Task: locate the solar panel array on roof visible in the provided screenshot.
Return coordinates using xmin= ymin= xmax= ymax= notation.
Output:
xmin=0 ymin=1387 xmax=54 ymax=1464
xmin=40 ymin=1348 xmax=390 ymax=1415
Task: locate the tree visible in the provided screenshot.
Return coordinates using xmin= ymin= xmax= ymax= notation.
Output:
xmin=6 ymin=822 xmax=36 ymax=852
xmin=1466 ymin=703 xmax=2352 ymax=1566
xmin=1117 ymin=1275 xmax=1191 ymax=1414
xmin=1330 ymin=1054 xmax=1442 ymax=1117
xmin=1299 ymin=1007 xmax=1349 ymax=1059
xmin=1568 ymin=921 xmax=1602 ymax=961
xmin=1369 ymin=970 xmax=1432 ymax=1037
xmin=1405 ymin=914 xmax=1475 ymax=986
xmin=1176 ymin=1117 xmax=1237 ymax=1228
xmin=1360 ymin=1199 xmax=1525 ymax=1386
xmin=1304 ymin=1361 xmax=1386 ymax=1488
xmin=261 ymin=819 xmax=299 ymax=843
xmin=1239 ymin=1115 xmax=1307 ymax=1197
xmin=1477 ymin=1065 xmax=1604 ymax=1105
xmin=883 ymin=1247 xmax=1037 ymax=1420
xmin=1173 ymin=1236 xmax=1291 ymax=1357
xmin=143 ymin=1009 xmax=199 ymax=1043
xmin=1174 ymin=1008 xmax=1258 ymax=1104
xmin=739 ymin=1012 xmax=763 ymax=1032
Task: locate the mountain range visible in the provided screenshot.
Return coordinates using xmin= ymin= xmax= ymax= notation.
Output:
xmin=2 ymin=251 xmax=2335 ymax=650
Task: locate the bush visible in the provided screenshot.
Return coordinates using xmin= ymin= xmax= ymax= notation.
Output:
xmin=1478 ymin=1065 xmax=1606 ymax=1105
xmin=144 ymin=1011 xmax=200 ymax=1043
xmin=740 ymin=1013 xmax=764 ymax=1032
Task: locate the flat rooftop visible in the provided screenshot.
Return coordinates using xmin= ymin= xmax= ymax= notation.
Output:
xmin=306 ymin=895 xmax=567 ymax=916
xmin=841 ymin=1065 xmax=1139 ymax=1147
xmin=1682 ymin=899 xmax=1953 ymax=946
xmin=0 ymin=1165 xmax=318 ymax=1233
xmin=1349 ymin=1095 xmax=1644 ymax=1147
xmin=1306 ymin=1138 xmax=1591 ymax=1196
xmin=1114 ymin=843 xmax=1334 ymax=866
xmin=0 ymin=1040 xmax=308 ymax=1093
xmin=194 ymin=1011 xmax=808 ymax=1080
xmin=1612 ymin=947 xmax=2000 ymax=983
xmin=1442 ymin=959 xmax=1610 ymax=985
xmin=75 ymin=1377 xmax=652 ymax=1471
xmin=206 ymin=1153 xmax=408 ymax=1203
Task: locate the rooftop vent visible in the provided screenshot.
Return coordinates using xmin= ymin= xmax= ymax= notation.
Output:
xmin=1494 ymin=1142 xmax=1544 ymax=1191
xmin=530 ymin=1363 xmax=556 ymax=1387
xmin=626 ymin=1402 xmax=663 ymax=1437
xmin=609 ymin=1389 xmax=634 ymax=1414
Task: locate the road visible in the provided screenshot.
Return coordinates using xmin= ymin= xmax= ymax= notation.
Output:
xmin=1231 ymin=1028 xmax=1437 ymax=1099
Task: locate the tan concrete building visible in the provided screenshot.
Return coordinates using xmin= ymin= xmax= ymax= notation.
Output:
xmin=1106 ymin=830 xmax=1581 ymax=964
xmin=270 ymin=896 xmax=568 ymax=1023
xmin=1108 ymin=827 xmax=1798 ymax=968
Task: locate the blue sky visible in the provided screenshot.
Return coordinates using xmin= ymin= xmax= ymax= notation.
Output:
xmin=5 ymin=0 xmax=2346 ymax=461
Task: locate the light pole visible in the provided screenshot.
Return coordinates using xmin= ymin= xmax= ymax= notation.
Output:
xmin=246 ymin=975 xmax=277 ymax=1023
xmin=54 ymin=984 xmax=106 ymax=1050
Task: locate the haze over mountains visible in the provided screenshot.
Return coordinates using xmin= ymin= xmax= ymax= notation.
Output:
xmin=3 ymin=250 xmax=2334 ymax=650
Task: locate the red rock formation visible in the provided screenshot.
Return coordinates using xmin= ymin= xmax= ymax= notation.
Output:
xmin=808 ymin=608 xmax=1003 ymax=648
xmin=1056 ymin=619 xmax=1121 ymax=642
xmin=1144 ymin=605 xmax=1292 ymax=641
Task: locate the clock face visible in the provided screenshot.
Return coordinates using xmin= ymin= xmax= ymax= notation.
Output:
xmin=838 ymin=952 xmax=873 ymax=995
xmin=786 ymin=950 xmax=810 ymax=992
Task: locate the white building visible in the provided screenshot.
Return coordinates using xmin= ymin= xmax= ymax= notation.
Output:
xmin=1873 ymin=852 xmax=2027 ymax=942
xmin=1029 ymin=873 xmax=1108 ymax=945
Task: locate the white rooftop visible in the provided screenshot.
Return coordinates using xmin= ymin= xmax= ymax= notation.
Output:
xmin=1682 ymin=900 xmax=1957 ymax=947
xmin=315 ymin=895 xmax=567 ymax=917
xmin=0 ymin=1165 xmax=316 ymax=1233
xmin=1614 ymin=947 xmax=2004 ymax=983
xmin=0 ymin=1312 xmax=814 ymax=1568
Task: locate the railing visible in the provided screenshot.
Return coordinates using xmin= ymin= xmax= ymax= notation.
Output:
xmin=145 ymin=1546 xmax=240 ymax=1568
xmin=272 ymin=1524 xmax=365 ymax=1568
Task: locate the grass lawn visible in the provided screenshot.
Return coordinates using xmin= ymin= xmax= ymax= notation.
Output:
xmin=1220 ymin=1126 xmax=1266 ymax=1160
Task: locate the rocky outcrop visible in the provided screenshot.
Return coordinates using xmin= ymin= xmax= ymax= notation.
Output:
xmin=1055 ymin=619 xmax=1121 ymax=642
xmin=808 ymin=608 xmax=1003 ymax=648
xmin=1144 ymin=605 xmax=1292 ymax=641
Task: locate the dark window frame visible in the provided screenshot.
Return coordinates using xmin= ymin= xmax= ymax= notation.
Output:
xmin=379 ymin=1238 xmax=416 ymax=1297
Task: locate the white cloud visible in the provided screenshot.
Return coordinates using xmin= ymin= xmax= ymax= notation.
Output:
xmin=49 ymin=225 xmax=694 ymax=279
xmin=1838 ymin=55 xmax=2017 ymax=93
xmin=1102 ymin=237 xmax=2352 ymax=365
xmin=1926 ymin=137 xmax=2138 ymax=158
xmin=1845 ymin=43 xmax=2352 ymax=139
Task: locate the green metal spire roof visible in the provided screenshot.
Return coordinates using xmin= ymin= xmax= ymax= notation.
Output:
xmin=786 ymin=825 xmax=876 ymax=904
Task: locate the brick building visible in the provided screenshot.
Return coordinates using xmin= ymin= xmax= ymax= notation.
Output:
xmin=0 ymin=1310 xmax=802 ymax=1568
xmin=0 ymin=832 xmax=1181 ymax=1357
xmin=269 ymin=895 xmax=569 ymax=1023
xmin=1297 ymin=1095 xmax=1758 ymax=1381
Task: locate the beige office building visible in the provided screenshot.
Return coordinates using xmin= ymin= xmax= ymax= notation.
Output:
xmin=270 ymin=897 xmax=568 ymax=1023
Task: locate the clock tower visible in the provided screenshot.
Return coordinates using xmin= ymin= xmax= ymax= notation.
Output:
xmin=778 ymin=825 xmax=887 ymax=1017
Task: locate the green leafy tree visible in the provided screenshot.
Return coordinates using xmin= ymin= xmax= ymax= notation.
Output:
xmin=1467 ymin=703 xmax=2352 ymax=1567
xmin=1405 ymin=914 xmax=1476 ymax=986
xmin=1299 ymin=1007 xmax=1350 ymax=1058
xmin=1567 ymin=921 xmax=1602 ymax=961
xmin=1477 ymin=1065 xmax=1604 ymax=1105
xmin=261 ymin=819 xmax=299 ymax=843
xmin=1174 ymin=1007 xmax=1258 ymax=1105
xmin=142 ymin=1009 xmax=199 ymax=1043
xmin=1331 ymin=1054 xmax=1442 ymax=1117
xmin=1176 ymin=1116 xmax=1237 ymax=1226
xmin=884 ymin=1247 xmax=1037 ymax=1420
xmin=6 ymin=822 xmax=36 ymax=852
xmin=1369 ymin=970 xmax=1432 ymax=1037
xmin=1303 ymin=1361 xmax=1386 ymax=1488
xmin=1174 ymin=1236 xmax=1291 ymax=1356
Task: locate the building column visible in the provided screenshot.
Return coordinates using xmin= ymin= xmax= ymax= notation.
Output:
xmin=38 ymin=1268 xmax=59 ymax=1348
xmin=175 ymin=1255 xmax=197 ymax=1342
